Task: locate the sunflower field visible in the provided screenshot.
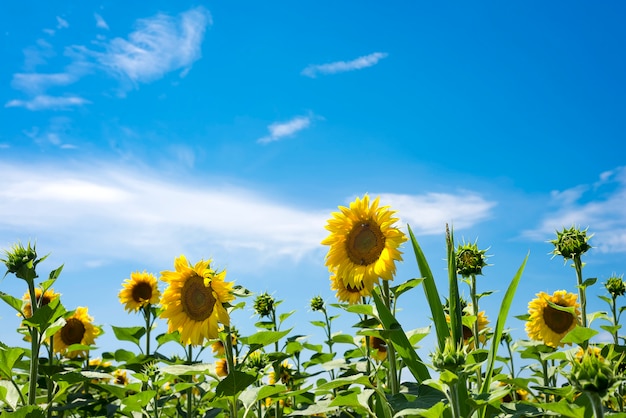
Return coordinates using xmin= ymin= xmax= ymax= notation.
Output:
xmin=1 ymin=194 xmax=625 ymax=417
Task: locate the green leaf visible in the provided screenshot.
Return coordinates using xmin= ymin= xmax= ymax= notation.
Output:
xmin=239 ymin=384 xmax=287 ymax=409
xmin=315 ymin=374 xmax=373 ymax=392
xmin=120 ymin=390 xmax=157 ymax=412
xmin=560 ymin=325 xmax=598 ymax=345
xmin=21 ymin=298 xmax=65 ymax=331
xmin=446 ymin=226 xmax=463 ymax=348
xmin=279 ymin=310 xmax=295 ymax=324
xmin=241 ymin=328 xmax=291 ymax=350
xmin=0 ymin=346 xmax=25 ymax=379
xmin=1 ymin=405 xmax=45 ymax=418
xmin=111 ymin=325 xmax=146 ymax=347
xmin=480 ymin=253 xmax=528 ymax=398
xmin=160 ymin=363 xmax=212 ymax=376
xmin=371 ymin=289 xmax=431 ymax=383
xmin=601 ymin=324 xmax=620 ymax=334
xmin=408 ymin=225 xmax=447 ymax=352
xmin=0 ymin=292 xmax=24 ymax=314
xmin=215 ymin=370 xmax=257 ymax=397
xmin=580 ymin=277 xmax=597 ymax=288
xmin=391 ymin=277 xmax=423 ymax=299
xmin=344 ymin=304 xmax=375 ymax=316
xmin=309 ymin=320 xmax=326 ymax=328
xmin=331 ymin=333 xmax=355 ymax=345
xmin=535 ymin=400 xmax=586 ymax=418
xmin=43 ymin=317 xmax=66 ymax=340
xmin=0 ymin=380 xmax=20 ymax=411
xmin=394 ymin=401 xmax=447 ymax=418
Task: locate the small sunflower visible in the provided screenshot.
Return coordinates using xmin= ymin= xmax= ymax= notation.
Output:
xmin=53 ymin=306 xmax=100 ymax=358
xmin=215 ymin=358 xmax=229 ymax=377
xmin=363 ymin=335 xmax=388 ymax=361
xmin=160 ymin=255 xmax=234 ymax=346
xmin=22 ymin=287 xmax=60 ymax=318
xmin=445 ymin=306 xmax=489 ymax=349
xmin=329 ymin=271 xmax=372 ymax=304
xmin=269 ymin=360 xmax=293 ymax=385
xmin=322 ymin=195 xmax=407 ymax=290
xmin=113 ymin=369 xmax=129 ymax=385
xmin=118 ymin=271 xmax=160 ymax=312
xmin=526 ymin=290 xmax=580 ymax=348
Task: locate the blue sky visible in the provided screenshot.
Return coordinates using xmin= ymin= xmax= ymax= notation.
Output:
xmin=1 ymin=1 xmax=625 ymax=362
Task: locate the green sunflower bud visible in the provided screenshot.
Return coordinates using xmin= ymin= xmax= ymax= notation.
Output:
xmin=551 ymin=226 xmax=592 ymax=260
xmin=245 ymin=351 xmax=269 ymax=372
xmin=568 ymin=348 xmax=616 ymax=397
xmin=310 ymin=295 xmax=325 ymax=312
xmin=1 ymin=241 xmax=40 ymax=281
xmin=431 ymin=337 xmax=466 ymax=373
xmin=605 ymin=276 xmax=626 ymax=298
xmin=455 ymin=241 xmax=488 ymax=277
xmin=253 ymin=292 xmax=275 ymax=317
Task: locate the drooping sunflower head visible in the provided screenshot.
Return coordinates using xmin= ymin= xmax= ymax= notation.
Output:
xmin=526 ymin=290 xmax=580 ymax=348
xmin=160 ymin=255 xmax=234 ymax=347
xmin=118 ymin=271 xmax=160 ymax=313
xmin=113 ymin=369 xmax=129 ymax=386
xmin=22 ymin=287 xmax=60 ymax=318
xmin=268 ymin=360 xmax=293 ymax=385
xmin=329 ymin=270 xmax=372 ymax=305
xmin=363 ymin=334 xmax=388 ymax=362
xmin=322 ymin=195 xmax=407 ymax=290
xmin=53 ymin=306 xmax=100 ymax=359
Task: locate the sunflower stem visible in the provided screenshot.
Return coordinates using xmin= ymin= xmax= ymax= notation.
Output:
xmin=186 ymin=345 xmax=193 ymax=418
xmin=573 ymin=255 xmax=587 ymax=329
xmin=587 ymin=391 xmax=605 ymax=418
xmin=611 ymin=294 xmax=619 ymax=345
xmin=224 ymin=326 xmax=239 ymax=418
xmin=448 ymin=382 xmax=462 ymax=418
xmin=505 ymin=338 xmax=515 ymax=379
xmin=47 ymin=338 xmax=54 ymax=417
xmin=143 ymin=305 xmax=152 ymax=357
xmin=469 ymin=273 xmax=483 ymax=390
xmin=27 ymin=280 xmax=40 ymax=405
xmin=382 ymin=281 xmax=399 ymax=395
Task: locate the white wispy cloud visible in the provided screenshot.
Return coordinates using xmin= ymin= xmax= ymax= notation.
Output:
xmin=380 ymin=193 xmax=496 ymax=234
xmin=524 ymin=166 xmax=626 ymax=253
xmin=257 ymin=115 xmax=312 ymax=144
xmin=0 ymin=161 xmax=495 ymax=269
xmin=11 ymin=72 xmax=79 ymax=95
xmin=301 ymin=52 xmax=388 ymax=78
xmin=91 ymin=7 xmax=211 ymax=84
xmin=94 ymin=13 xmax=109 ymax=30
xmin=56 ymin=16 xmax=69 ymax=29
xmin=5 ymin=95 xmax=90 ymax=111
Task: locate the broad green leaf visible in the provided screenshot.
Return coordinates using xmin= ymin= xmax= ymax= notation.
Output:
xmin=372 ymin=289 xmax=431 ymax=383
xmin=0 ymin=380 xmax=20 ymax=411
xmin=391 ymin=277 xmax=424 ymax=299
xmin=394 ymin=401 xmax=447 ymax=418
xmin=315 ymin=374 xmax=373 ymax=392
xmin=331 ymin=333 xmax=355 ymax=345
xmin=309 ymin=320 xmax=326 ymax=328
xmin=279 ymin=310 xmax=295 ymax=323
xmin=120 ymin=390 xmax=157 ymax=412
xmin=560 ymin=325 xmax=598 ymax=345
xmin=0 ymin=346 xmax=25 ymax=379
xmin=43 ymin=317 xmax=66 ymax=340
xmin=535 ymin=400 xmax=586 ymax=418
xmin=0 ymin=292 xmax=24 ymax=314
xmin=480 ymin=253 xmax=528 ymax=399
xmin=2 ymin=405 xmax=45 ymax=418
xmin=239 ymin=384 xmax=287 ymax=409
xmin=21 ymin=298 xmax=65 ymax=330
xmin=215 ymin=370 xmax=257 ymax=397
xmin=580 ymin=277 xmax=597 ymax=288
xmin=111 ymin=325 xmax=146 ymax=347
xmin=344 ymin=304 xmax=375 ymax=316
xmin=241 ymin=328 xmax=291 ymax=349
xmin=161 ymin=363 xmax=211 ymax=376
xmin=408 ymin=225 xmax=447 ymax=352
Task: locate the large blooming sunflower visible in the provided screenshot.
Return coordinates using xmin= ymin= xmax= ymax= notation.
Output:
xmin=526 ymin=290 xmax=580 ymax=348
xmin=22 ymin=287 xmax=60 ymax=318
xmin=160 ymin=255 xmax=234 ymax=346
xmin=54 ymin=306 xmax=100 ymax=358
xmin=322 ymin=195 xmax=407 ymax=289
xmin=329 ymin=271 xmax=372 ymax=305
xmin=118 ymin=271 xmax=161 ymax=312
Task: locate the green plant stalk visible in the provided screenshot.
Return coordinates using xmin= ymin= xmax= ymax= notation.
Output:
xmin=470 ymin=273 xmax=483 ymax=389
xmin=382 ymin=281 xmax=399 ymax=395
xmin=186 ymin=345 xmax=193 ymax=418
xmin=505 ymin=339 xmax=515 ymax=379
xmin=611 ymin=295 xmax=619 ymax=345
xmin=448 ymin=382 xmax=462 ymax=418
xmin=587 ymin=391 xmax=605 ymax=418
xmin=47 ymin=338 xmax=54 ymax=418
xmin=320 ymin=306 xmax=336 ymax=380
xmin=27 ymin=281 xmax=40 ymax=405
xmin=224 ymin=326 xmax=239 ymax=418
xmin=573 ymin=255 xmax=587 ymax=328
xmin=143 ymin=305 xmax=152 ymax=356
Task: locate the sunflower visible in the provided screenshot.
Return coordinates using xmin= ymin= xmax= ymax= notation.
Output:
xmin=445 ymin=306 xmax=490 ymax=349
xmin=160 ymin=255 xmax=234 ymax=346
xmin=215 ymin=358 xmax=229 ymax=377
xmin=526 ymin=290 xmax=580 ymax=348
xmin=22 ymin=287 xmax=60 ymax=318
xmin=363 ymin=335 xmax=388 ymax=361
xmin=53 ymin=306 xmax=100 ymax=358
xmin=322 ymin=195 xmax=407 ymax=290
xmin=113 ymin=369 xmax=129 ymax=385
xmin=118 ymin=271 xmax=160 ymax=312
xmin=329 ymin=270 xmax=372 ymax=304
xmin=269 ymin=360 xmax=293 ymax=385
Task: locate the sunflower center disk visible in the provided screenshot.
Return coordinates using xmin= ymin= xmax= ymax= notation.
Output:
xmin=132 ymin=282 xmax=153 ymax=302
xmin=346 ymin=222 xmax=386 ymax=266
xmin=181 ymin=275 xmax=216 ymax=321
xmin=61 ymin=318 xmax=86 ymax=346
xmin=544 ymin=304 xmax=574 ymax=334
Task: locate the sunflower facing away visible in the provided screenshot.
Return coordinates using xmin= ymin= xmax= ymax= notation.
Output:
xmin=160 ymin=255 xmax=234 ymax=346
xmin=526 ymin=290 xmax=580 ymax=348
xmin=22 ymin=287 xmax=60 ymax=318
xmin=54 ymin=306 xmax=100 ymax=358
xmin=322 ymin=195 xmax=407 ymax=290
xmin=118 ymin=271 xmax=161 ymax=312
xmin=329 ymin=270 xmax=372 ymax=305
xmin=445 ymin=306 xmax=490 ymax=350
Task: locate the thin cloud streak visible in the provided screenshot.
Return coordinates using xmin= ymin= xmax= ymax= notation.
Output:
xmin=5 ymin=95 xmax=90 ymax=111
xmin=524 ymin=166 xmax=626 ymax=253
xmin=94 ymin=13 xmax=109 ymax=30
xmin=302 ymin=52 xmax=388 ymax=78
xmin=0 ymin=162 xmax=496 ymax=268
xmin=257 ymin=115 xmax=311 ymax=144
xmin=90 ymin=7 xmax=210 ymax=84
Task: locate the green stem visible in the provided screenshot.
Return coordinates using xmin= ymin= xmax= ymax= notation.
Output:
xmin=573 ymin=255 xmax=587 ymax=328
xmin=505 ymin=340 xmax=515 ymax=379
xmin=186 ymin=345 xmax=193 ymax=418
xmin=612 ymin=295 xmax=619 ymax=345
xmin=382 ymin=281 xmax=399 ymax=395
xmin=144 ymin=305 xmax=152 ymax=357
xmin=47 ymin=339 xmax=54 ymax=417
xmin=27 ymin=281 xmax=40 ymax=405
xmin=224 ymin=327 xmax=238 ymax=418
xmin=586 ymin=391 xmax=605 ymax=418
xmin=470 ymin=274 xmax=483 ymax=389
xmin=322 ymin=308 xmax=336 ymax=380
xmin=448 ymin=383 xmax=462 ymax=418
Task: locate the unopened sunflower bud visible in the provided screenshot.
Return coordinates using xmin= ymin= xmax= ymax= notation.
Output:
xmin=253 ymin=292 xmax=275 ymax=317
xmin=456 ymin=241 xmax=488 ymax=277
xmin=605 ymin=276 xmax=626 ymax=298
xmin=310 ymin=295 xmax=325 ymax=312
xmin=551 ymin=226 xmax=592 ymax=260
xmin=2 ymin=242 xmax=39 ymax=281
xmin=569 ymin=347 xmax=615 ymax=397
xmin=431 ymin=337 xmax=466 ymax=373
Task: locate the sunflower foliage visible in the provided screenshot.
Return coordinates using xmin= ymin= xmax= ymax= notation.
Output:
xmin=1 ymin=201 xmax=626 ymax=417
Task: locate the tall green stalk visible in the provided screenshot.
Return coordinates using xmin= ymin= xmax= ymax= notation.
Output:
xmin=382 ymin=281 xmax=399 ymax=395
xmin=574 ymin=255 xmax=587 ymax=328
